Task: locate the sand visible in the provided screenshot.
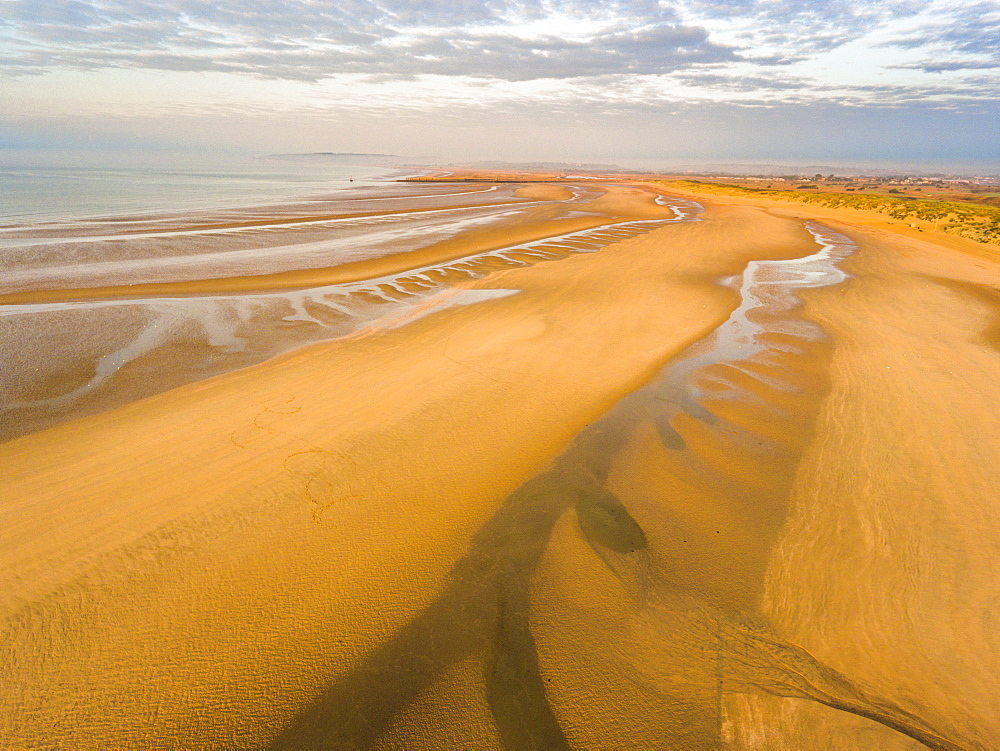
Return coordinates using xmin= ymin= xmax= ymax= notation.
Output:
xmin=1 ymin=179 xmax=998 ymax=748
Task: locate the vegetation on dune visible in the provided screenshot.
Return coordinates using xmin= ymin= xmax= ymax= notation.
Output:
xmin=653 ymin=180 xmax=1000 ymax=246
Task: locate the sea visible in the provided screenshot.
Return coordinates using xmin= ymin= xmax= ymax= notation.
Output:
xmin=0 ymin=156 xmax=410 ymax=223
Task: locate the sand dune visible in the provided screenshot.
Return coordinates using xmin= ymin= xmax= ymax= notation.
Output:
xmin=1 ymin=180 xmax=998 ymax=748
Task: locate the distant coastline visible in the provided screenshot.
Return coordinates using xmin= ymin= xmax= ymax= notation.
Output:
xmin=267 ymin=152 xmax=403 ymax=164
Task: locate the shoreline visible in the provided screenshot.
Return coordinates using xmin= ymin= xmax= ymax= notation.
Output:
xmin=0 ymin=183 xmax=693 ymax=443
xmin=0 ymin=185 xmax=670 ymax=305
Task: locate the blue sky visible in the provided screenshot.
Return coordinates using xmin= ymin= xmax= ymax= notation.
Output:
xmin=2 ymin=0 xmax=998 ymax=169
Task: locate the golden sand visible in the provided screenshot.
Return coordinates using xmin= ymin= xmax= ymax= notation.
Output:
xmin=1 ymin=181 xmax=998 ymax=748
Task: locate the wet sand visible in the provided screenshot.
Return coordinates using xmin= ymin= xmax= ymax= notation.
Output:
xmin=1 ymin=180 xmax=999 ymax=748
xmin=0 ymin=183 xmax=697 ymax=441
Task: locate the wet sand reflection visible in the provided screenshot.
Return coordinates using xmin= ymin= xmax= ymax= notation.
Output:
xmin=274 ymin=223 xmax=961 ymax=750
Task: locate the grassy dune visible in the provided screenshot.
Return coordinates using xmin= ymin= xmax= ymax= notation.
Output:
xmin=656 ymin=179 xmax=1000 ymax=245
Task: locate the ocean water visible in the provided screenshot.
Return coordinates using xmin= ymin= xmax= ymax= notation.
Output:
xmin=0 ymin=157 xmax=403 ymax=223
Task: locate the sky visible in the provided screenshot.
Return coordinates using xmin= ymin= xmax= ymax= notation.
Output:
xmin=1 ymin=0 xmax=998 ymax=171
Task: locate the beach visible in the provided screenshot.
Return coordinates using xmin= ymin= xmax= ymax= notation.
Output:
xmin=1 ymin=175 xmax=998 ymax=748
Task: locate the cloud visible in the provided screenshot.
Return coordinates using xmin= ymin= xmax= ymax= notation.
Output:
xmin=0 ymin=0 xmax=734 ymax=81
xmin=879 ymin=2 xmax=1000 ymax=85
xmin=675 ymin=0 xmax=923 ymax=51
xmin=892 ymin=61 xmax=1000 ymax=74
xmin=673 ymin=71 xmax=811 ymax=92
xmin=1 ymin=0 xmax=997 ymax=124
